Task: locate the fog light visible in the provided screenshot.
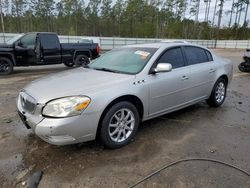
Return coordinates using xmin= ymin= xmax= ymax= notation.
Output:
xmin=46 ymin=135 xmax=75 ymax=142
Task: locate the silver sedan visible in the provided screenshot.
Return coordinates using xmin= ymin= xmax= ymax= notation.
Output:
xmin=17 ymin=42 xmax=233 ymax=148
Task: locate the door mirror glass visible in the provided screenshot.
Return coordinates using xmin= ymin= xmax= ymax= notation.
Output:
xmin=153 ymin=63 xmax=172 ymax=73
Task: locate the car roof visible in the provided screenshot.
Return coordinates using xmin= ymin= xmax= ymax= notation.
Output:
xmin=27 ymin=32 xmax=58 ymax=35
xmin=123 ymin=42 xmax=209 ymax=51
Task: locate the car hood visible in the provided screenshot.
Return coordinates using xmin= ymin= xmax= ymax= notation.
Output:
xmin=0 ymin=43 xmax=13 ymax=47
xmin=24 ymin=68 xmax=135 ymax=103
xmin=0 ymin=43 xmax=14 ymax=51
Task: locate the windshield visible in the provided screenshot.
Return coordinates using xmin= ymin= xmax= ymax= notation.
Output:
xmin=6 ymin=34 xmax=24 ymax=45
xmin=88 ymin=47 xmax=157 ymax=74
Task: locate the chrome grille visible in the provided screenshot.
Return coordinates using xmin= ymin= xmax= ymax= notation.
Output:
xmin=20 ymin=92 xmax=37 ymax=114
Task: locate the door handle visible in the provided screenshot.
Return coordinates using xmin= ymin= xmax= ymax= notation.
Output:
xmin=181 ymin=75 xmax=189 ymax=80
xmin=209 ymin=69 xmax=215 ymax=73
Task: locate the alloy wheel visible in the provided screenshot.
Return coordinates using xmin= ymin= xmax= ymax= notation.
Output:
xmin=108 ymin=108 xmax=135 ymax=143
xmin=215 ymin=82 xmax=225 ymax=103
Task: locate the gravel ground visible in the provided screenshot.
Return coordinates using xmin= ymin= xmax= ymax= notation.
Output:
xmin=0 ymin=49 xmax=249 ymax=188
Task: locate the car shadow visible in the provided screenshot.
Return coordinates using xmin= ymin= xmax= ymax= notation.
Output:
xmin=1 ymin=65 xmax=71 ymax=78
xmin=21 ymin=102 xmax=208 ymax=166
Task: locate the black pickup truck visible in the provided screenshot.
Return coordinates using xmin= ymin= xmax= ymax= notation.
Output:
xmin=0 ymin=32 xmax=100 ymax=75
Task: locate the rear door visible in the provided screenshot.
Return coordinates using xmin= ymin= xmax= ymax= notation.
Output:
xmin=148 ymin=47 xmax=191 ymax=116
xmin=183 ymin=46 xmax=215 ymax=101
xmin=39 ymin=33 xmax=61 ymax=64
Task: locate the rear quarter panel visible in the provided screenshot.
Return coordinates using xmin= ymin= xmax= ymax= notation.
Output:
xmin=213 ymin=54 xmax=233 ymax=86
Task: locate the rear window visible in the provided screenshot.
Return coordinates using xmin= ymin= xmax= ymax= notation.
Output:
xmin=40 ymin=34 xmax=60 ymax=49
xmin=184 ymin=46 xmax=209 ymax=65
xmin=205 ymin=50 xmax=213 ymax=61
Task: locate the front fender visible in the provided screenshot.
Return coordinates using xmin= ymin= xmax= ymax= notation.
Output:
xmin=0 ymin=52 xmax=16 ymax=65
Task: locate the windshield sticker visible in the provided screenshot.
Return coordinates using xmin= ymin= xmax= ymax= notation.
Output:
xmin=134 ymin=50 xmax=150 ymax=60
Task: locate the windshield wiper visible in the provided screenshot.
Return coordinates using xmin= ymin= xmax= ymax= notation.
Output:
xmin=93 ymin=67 xmax=121 ymax=73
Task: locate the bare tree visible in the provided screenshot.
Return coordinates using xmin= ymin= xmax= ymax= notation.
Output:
xmin=196 ymin=0 xmax=201 ymax=22
xmin=204 ymin=0 xmax=208 ymax=21
xmin=206 ymin=0 xmax=211 ymax=22
xmin=228 ymin=0 xmax=235 ymax=27
xmin=217 ymin=0 xmax=224 ymax=38
xmin=212 ymin=0 xmax=218 ymax=25
xmin=243 ymin=0 xmax=249 ymax=25
xmin=237 ymin=0 xmax=244 ymax=26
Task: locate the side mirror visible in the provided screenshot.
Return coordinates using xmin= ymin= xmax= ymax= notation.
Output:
xmin=152 ymin=63 xmax=172 ymax=74
xmin=15 ymin=40 xmax=23 ymax=48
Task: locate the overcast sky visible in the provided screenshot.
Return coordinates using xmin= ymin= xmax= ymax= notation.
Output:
xmin=184 ymin=0 xmax=249 ymax=26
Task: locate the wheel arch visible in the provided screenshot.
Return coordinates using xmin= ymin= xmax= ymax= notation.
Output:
xmin=73 ymin=50 xmax=92 ymax=60
xmin=0 ymin=53 xmax=16 ymax=65
xmin=218 ymin=74 xmax=228 ymax=85
xmin=96 ymin=95 xmax=144 ymax=138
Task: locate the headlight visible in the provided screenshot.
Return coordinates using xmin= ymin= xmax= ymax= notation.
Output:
xmin=42 ymin=96 xmax=91 ymax=118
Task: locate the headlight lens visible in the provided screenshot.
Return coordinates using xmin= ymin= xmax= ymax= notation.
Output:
xmin=42 ymin=96 xmax=91 ymax=118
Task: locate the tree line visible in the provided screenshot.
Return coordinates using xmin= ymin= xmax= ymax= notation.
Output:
xmin=0 ymin=0 xmax=249 ymax=40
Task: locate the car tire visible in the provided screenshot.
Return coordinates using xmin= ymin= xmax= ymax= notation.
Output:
xmin=206 ymin=78 xmax=227 ymax=107
xmin=0 ymin=57 xmax=14 ymax=75
xmin=99 ymin=101 xmax=140 ymax=149
xmin=74 ymin=55 xmax=90 ymax=67
xmin=64 ymin=62 xmax=74 ymax=67
xmin=238 ymin=62 xmax=250 ymax=72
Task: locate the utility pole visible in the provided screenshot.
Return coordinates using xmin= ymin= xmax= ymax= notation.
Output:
xmin=0 ymin=0 xmax=5 ymax=43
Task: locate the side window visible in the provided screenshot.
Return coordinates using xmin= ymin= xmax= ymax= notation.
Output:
xmin=40 ymin=34 xmax=60 ymax=49
xmin=157 ymin=47 xmax=185 ymax=69
xmin=184 ymin=46 xmax=209 ymax=65
xmin=20 ymin=34 xmax=36 ymax=49
xmin=205 ymin=50 xmax=213 ymax=61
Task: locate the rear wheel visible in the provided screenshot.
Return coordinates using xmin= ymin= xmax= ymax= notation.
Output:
xmin=74 ymin=55 xmax=90 ymax=67
xmin=99 ymin=101 xmax=139 ymax=149
xmin=207 ymin=78 xmax=227 ymax=107
xmin=0 ymin=57 xmax=13 ymax=75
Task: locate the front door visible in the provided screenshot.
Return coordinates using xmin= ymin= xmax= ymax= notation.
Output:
xmin=147 ymin=47 xmax=190 ymax=117
xmin=14 ymin=33 xmax=37 ymax=66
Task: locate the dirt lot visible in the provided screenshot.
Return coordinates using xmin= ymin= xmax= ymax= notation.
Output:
xmin=0 ymin=49 xmax=250 ymax=188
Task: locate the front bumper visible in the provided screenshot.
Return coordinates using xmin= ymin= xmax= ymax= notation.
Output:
xmin=34 ymin=113 xmax=100 ymax=145
xmin=18 ymin=110 xmax=100 ymax=145
xmin=17 ymin=95 xmax=101 ymax=145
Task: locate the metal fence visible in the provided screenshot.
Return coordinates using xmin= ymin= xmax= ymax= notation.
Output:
xmin=0 ymin=33 xmax=249 ymax=49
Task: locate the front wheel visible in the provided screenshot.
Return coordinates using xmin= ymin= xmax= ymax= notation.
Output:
xmin=0 ymin=57 xmax=14 ymax=75
xmin=207 ymin=78 xmax=227 ymax=107
xmin=99 ymin=101 xmax=140 ymax=149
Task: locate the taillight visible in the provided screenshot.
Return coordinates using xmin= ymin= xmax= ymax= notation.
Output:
xmin=96 ymin=45 xmax=101 ymax=54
